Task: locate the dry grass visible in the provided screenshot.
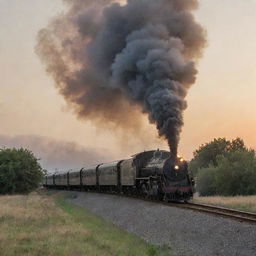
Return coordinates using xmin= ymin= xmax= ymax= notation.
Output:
xmin=193 ymin=195 xmax=256 ymax=213
xmin=0 ymin=190 xmax=171 ymax=256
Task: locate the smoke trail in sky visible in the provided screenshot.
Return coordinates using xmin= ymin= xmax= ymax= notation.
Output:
xmin=36 ymin=0 xmax=206 ymax=155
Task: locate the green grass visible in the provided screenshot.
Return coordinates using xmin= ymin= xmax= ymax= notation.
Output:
xmin=0 ymin=191 xmax=172 ymax=256
xmin=193 ymin=195 xmax=256 ymax=213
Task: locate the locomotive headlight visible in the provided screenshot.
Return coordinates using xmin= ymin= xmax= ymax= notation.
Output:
xmin=180 ymin=158 xmax=184 ymax=162
xmin=174 ymin=165 xmax=179 ymax=170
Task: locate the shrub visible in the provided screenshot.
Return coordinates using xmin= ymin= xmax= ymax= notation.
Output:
xmin=196 ymin=150 xmax=256 ymax=196
xmin=196 ymin=166 xmax=217 ymax=196
xmin=214 ymin=150 xmax=256 ymax=196
xmin=0 ymin=148 xmax=44 ymax=194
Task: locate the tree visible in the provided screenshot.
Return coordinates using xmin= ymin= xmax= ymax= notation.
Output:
xmin=0 ymin=148 xmax=44 ymax=194
xmin=196 ymin=149 xmax=256 ymax=196
xmin=189 ymin=138 xmax=246 ymax=175
xmin=196 ymin=166 xmax=217 ymax=196
xmin=214 ymin=150 xmax=256 ymax=196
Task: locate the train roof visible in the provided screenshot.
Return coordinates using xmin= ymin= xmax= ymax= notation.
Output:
xmin=132 ymin=149 xmax=170 ymax=156
xmin=68 ymin=168 xmax=82 ymax=173
xmin=132 ymin=150 xmax=171 ymax=159
xmin=98 ymin=160 xmax=122 ymax=168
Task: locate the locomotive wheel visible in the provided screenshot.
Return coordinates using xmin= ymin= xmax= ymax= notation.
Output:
xmin=157 ymin=192 xmax=164 ymax=201
xmin=141 ymin=180 xmax=159 ymax=199
xmin=141 ymin=183 xmax=150 ymax=198
xmin=150 ymin=180 xmax=159 ymax=200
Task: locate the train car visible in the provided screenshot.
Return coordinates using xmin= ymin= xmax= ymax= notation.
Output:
xmin=68 ymin=168 xmax=83 ymax=189
xmin=98 ymin=161 xmax=122 ymax=191
xmin=45 ymin=174 xmax=54 ymax=188
xmin=119 ymin=158 xmax=136 ymax=194
xmin=54 ymin=173 xmax=68 ymax=188
xmin=81 ymin=165 xmax=98 ymax=190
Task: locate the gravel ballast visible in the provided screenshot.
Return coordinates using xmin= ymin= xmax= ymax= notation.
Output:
xmin=66 ymin=192 xmax=256 ymax=256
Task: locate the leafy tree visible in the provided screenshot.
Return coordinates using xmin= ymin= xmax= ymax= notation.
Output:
xmin=196 ymin=150 xmax=256 ymax=196
xmin=214 ymin=150 xmax=256 ymax=196
xmin=0 ymin=148 xmax=44 ymax=194
xmin=189 ymin=138 xmax=246 ymax=175
xmin=196 ymin=166 xmax=217 ymax=196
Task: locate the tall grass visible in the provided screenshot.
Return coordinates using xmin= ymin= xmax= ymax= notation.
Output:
xmin=0 ymin=191 xmax=171 ymax=256
xmin=193 ymin=195 xmax=256 ymax=213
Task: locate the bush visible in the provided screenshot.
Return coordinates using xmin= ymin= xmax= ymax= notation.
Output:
xmin=196 ymin=166 xmax=217 ymax=196
xmin=196 ymin=150 xmax=256 ymax=196
xmin=0 ymin=148 xmax=44 ymax=194
xmin=215 ymin=150 xmax=256 ymax=196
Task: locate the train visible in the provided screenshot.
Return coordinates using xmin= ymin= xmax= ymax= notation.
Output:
xmin=43 ymin=149 xmax=195 ymax=202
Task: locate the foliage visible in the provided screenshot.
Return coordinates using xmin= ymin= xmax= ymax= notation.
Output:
xmin=0 ymin=148 xmax=44 ymax=194
xmin=196 ymin=166 xmax=217 ymax=196
xmin=189 ymin=137 xmax=246 ymax=176
xmin=189 ymin=137 xmax=256 ymax=196
xmin=196 ymin=150 xmax=256 ymax=196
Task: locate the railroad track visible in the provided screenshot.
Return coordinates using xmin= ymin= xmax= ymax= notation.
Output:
xmin=130 ymin=198 xmax=256 ymax=224
xmin=54 ymin=189 xmax=256 ymax=224
xmin=95 ymin=192 xmax=256 ymax=224
xmin=177 ymin=202 xmax=256 ymax=224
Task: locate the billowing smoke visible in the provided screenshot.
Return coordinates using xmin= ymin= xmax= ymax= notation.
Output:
xmin=36 ymin=0 xmax=206 ymax=156
xmin=0 ymin=135 xmax=110 ymax=172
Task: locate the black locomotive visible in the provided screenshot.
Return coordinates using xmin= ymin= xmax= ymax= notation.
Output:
xmin=43 ymin=150 xmax=194 ymax=202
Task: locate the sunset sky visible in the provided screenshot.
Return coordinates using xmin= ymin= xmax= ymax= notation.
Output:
xmin=1 ymin=0 xmax=256 ymax=170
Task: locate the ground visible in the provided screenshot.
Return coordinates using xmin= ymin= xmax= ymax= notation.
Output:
xmin=68 ymin=191 xmax=256 ymax=256
xmin=1 ymin=190 xmax=255 ymax=256
xmin=0 ymin=190 xmax=170 ymax=256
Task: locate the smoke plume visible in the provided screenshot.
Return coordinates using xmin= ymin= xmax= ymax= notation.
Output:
xmin=36 ymin=0 xmax=206 ymax=155
xmin=0 ymin=135 xmax=110 ymax=172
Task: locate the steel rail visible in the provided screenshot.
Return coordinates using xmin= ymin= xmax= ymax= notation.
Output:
xmin=136 ymin=197 xmax=256 ymax=224
xmin=180 ymin=202 xmax=256 ymax=224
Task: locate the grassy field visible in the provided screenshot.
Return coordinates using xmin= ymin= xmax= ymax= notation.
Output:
xmin=0 ymin=191 xmax=171 ymax=256
xmin=193 ymin=195 xmax=256 ymax=213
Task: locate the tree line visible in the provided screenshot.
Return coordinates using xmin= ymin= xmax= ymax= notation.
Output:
xmin=0 ymin=137 xmax=255 ymax=196
xmin=189 ymin=138 xmax=256 ymax=196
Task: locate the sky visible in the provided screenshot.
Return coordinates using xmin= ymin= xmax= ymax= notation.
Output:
xmin=0 ymin=0 xmax=256 ymax=170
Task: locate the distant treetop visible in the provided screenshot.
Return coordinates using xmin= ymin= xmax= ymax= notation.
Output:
xmin=189 ymin=137 xmax=248 ymax=175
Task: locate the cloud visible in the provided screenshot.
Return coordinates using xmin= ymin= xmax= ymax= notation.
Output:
xmin=0 ymin=134 xmax=112 ymax=173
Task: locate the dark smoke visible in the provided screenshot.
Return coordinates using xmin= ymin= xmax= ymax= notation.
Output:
xmin=36 ymin=0 xmax=206 ymax=156
xmin=0 ymin=135 xmax=110 ymax=172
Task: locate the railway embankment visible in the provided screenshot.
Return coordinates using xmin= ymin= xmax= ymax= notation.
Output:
xmin=67 ymin=191 xmax=256 ymax=256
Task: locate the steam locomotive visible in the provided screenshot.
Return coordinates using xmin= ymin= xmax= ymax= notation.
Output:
xmin=43 ymin=150 xmax=195 ymax=202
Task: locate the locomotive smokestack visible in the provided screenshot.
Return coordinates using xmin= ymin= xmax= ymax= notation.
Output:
xmin=36 ymin=0 xmax=206 ymax=151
